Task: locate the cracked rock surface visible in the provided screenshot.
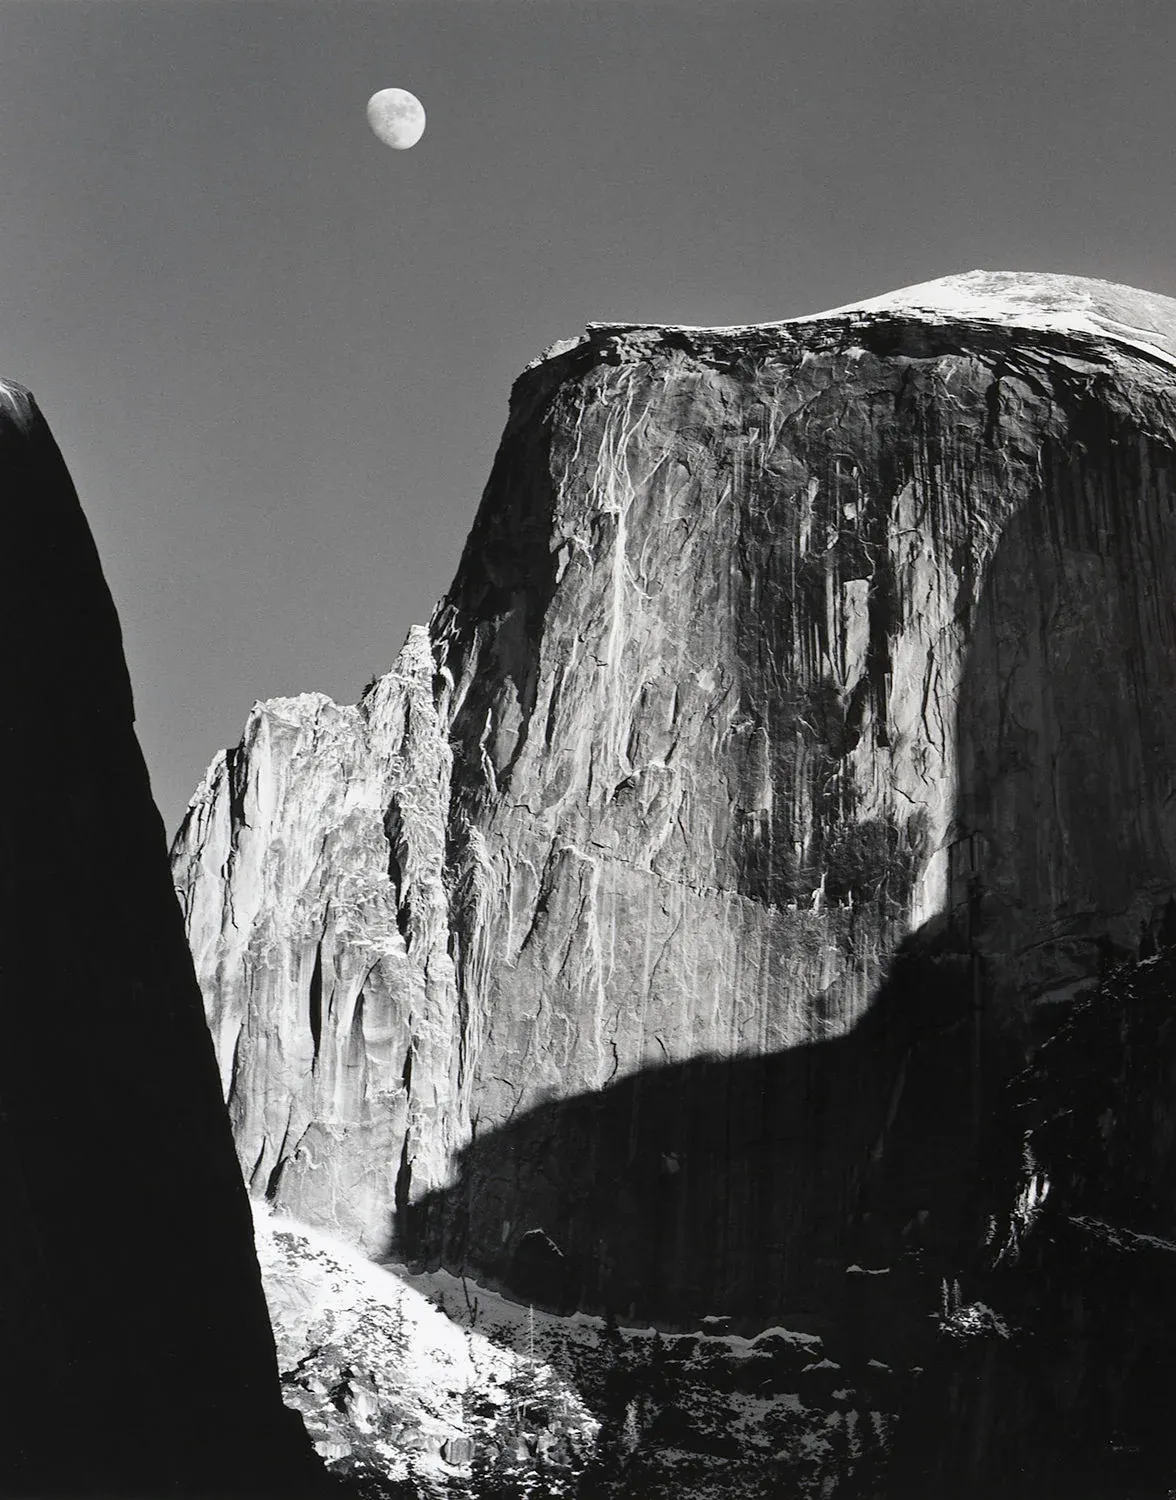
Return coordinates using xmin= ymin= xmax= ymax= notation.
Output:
xmin=173 ymin=271 xmax=1176 ymax=1321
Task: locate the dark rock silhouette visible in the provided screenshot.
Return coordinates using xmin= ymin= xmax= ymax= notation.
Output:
xmin=0 ymin=384 xmax=324 ymax=1497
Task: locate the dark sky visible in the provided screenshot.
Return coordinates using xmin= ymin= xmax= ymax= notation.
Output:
xmin=3 ymin=0 xmax=1174 ymax=835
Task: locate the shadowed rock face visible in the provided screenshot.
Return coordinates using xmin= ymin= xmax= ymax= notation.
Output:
xmin=887 ymin=928 xmax=1176 ymax=1500
xmin=0 ymin=386 xmax=322 ymax=1497
xmin=173 ymin=273 xmax=1176 ymax=1326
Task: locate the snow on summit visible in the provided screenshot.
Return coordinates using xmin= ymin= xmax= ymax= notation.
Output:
xmin=582 ymin=271 xmax=1176 ymax=374
xmin=800 ymin=269 xmax=1176 ymax=369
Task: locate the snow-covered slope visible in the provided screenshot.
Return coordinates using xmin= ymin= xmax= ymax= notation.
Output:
xmin=253 ymin=1204 xmax=598 ymax=1492
xmin=590 ymin=269 xmax=1176 ymax=372
xmin=800 ymin=268 xmax=1176 ymax=369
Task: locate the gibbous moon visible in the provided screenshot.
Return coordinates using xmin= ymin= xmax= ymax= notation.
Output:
xmin=366 ymin=88 xmax=426 ymax=150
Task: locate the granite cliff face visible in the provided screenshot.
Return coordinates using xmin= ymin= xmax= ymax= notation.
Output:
xmin=0 ymin=384 xmax=323 ymax=1496
xmin=174 ymin=272 xmax=1176 ymax=1331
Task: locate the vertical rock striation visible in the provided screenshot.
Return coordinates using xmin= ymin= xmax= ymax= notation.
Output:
xmin=177 ymin=626 xmax=463 ymax=1258
xmin=0 ymin=384 xmax=322 ymax=1496
xmin=174 ymin=272 xmax=1176 ymax=1324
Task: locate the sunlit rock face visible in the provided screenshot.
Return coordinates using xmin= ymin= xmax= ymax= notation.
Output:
xmin=173 ymin=272 xmax=1176 ymax=1319
xmin=176 ymin=631 xmax=460 ymax=1258
xmin=0 ymin=384 xmax=322 ymax=1498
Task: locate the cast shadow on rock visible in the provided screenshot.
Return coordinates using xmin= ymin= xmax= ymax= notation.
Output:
xmin=401 ymin=924 xmax=991 ymax=1344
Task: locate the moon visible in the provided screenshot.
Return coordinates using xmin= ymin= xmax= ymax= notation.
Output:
xmin=366 ymin=88 xmax=426 ymax=150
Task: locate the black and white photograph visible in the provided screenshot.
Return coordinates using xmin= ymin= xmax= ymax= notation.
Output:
xmin=2 ymin=2 xmax=1175 ymax=1496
